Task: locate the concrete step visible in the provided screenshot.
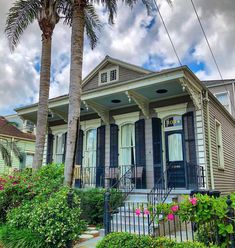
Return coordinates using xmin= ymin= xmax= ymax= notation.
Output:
xmin=111 ymin=223 xmax=151 ymax=235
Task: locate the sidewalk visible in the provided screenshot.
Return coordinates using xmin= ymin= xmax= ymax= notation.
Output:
xmin=75 ymin=236 xmax=103 ymax=248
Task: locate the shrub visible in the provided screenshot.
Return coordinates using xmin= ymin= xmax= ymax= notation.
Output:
xmin=0 ymin=225 xmax=49 ymax=248
xmin=96 ymin=232 xmax=152 ymax=248
xmin=96 ymin=233 xmax=210 ymax=248
xmin=7 ymin=187 xmax=86 ymax=247
xmin=0 ymin=164 xmax=64 ymax=223
xmin=75 ymin=188 xmax=122 ymax=226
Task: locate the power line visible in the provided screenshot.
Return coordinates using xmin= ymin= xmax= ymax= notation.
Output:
xmin=190 ymin=0 xmax=235 ymax=114
xmin=153 ymin=0 xmax=183 ymax=67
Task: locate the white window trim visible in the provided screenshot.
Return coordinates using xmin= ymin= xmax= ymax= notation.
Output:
xmin=215 ymin=119 xmax=225 ymax=170
xmin=113 ymin=111 xmax=140 ymax=126
xmin=98 ymin=66 xmax=119 ymax=85
xmin=214 ymin=91 xmax=232 ymax=114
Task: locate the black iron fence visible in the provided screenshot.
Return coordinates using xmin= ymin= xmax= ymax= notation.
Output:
xmin=104 ymin=194 xmax=235 ymax=247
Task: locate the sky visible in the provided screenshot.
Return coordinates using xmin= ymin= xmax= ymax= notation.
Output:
xmin=0 ymin=0 xmax=235 ymax=115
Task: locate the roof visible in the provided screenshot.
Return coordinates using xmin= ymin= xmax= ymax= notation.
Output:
xmin=82 ymin=55 xmax=152 ymax=87
xmin=0 ymin=116 xmax=35 ymax=141
xmin=203 ymin=79 xmax=235 ymax=87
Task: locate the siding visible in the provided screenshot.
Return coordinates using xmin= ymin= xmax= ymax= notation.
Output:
xmin=82 ymin=63 xmax=146 ymax=92
xmin=0 ymin=137 xmax=35 ymax=173
xmin=208 ymin=98 xmax=235 ymax=195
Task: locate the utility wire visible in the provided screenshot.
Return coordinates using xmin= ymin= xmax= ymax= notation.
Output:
xmin=153 ymin=0 xmax=183 ymax=67
xmin=190 ymin=0 xmax=234 ymax=114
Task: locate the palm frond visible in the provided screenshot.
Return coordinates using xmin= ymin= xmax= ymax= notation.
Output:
xmin=0 ymin=142 xmax=12 ymax=167
xmin=84 ymin=4 xmax=102 ymax=49
xmin=89 ymin=0 xmax=117 ymax=24
xmin=11 ymin=142 xmax=24 ymax=163
xmin=5 ymin=0 xmax=41 ymax=51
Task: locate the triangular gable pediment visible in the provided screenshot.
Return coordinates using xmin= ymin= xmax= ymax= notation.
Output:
xmin=82 ymin=56 xmax=152 ymax=92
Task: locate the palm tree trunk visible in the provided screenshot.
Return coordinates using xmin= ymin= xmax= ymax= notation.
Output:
xmin=64 ymin=2 xmax=85 ymax=187
xmin=33 ymin=35 xmax=52 ymax=170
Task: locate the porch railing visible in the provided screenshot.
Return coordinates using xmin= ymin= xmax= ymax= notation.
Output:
xmin=74 ymin=165 xmax=145 ymax=189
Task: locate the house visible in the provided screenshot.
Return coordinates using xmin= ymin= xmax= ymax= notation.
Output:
xmin=15 ymin=56 xmax=235 ymax=195
xmin=0 ymin=116 xmax=35 ymax=173
xmin=203 ymin=79 xmax=235 ymax=117
xmin=5 ymin=114 xmax=35 ymax=134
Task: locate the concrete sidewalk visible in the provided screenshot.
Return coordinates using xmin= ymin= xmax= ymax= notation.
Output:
xmin=75 ymin=236 xmax=103 ymax=248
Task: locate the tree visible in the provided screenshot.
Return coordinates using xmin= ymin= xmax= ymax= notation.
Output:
xmin=5 ymin=0 xmax=63 ymax=170
xmin=63 ymin=0 xmax=168 ymax=187
xmin=0 ymin=139 xmax=24 ymax=167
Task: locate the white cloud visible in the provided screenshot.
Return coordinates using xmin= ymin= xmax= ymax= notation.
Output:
xmin=0 ymin=0 xmax=235 ymax=115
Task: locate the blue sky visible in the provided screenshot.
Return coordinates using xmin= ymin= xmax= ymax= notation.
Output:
xmin=0 ymin=0 xmax=235 ymax=115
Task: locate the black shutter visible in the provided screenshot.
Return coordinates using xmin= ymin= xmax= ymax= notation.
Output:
xmin=75 ymin=129 xmax=84 ymax=166
xmin=46 ymin=133 xmax=54 ymax=164
xmin=62 ymin=132 xmax=67 ymax=163
xmin=152 ymin=118 xmax=163 ymax=185
xmin=96 ymin=126 xmax=106 ymax=187
xmin=110 ymin=124 xmax=119 ymax=168
xmin=182 ymin=112 xmax=197 ymax=189
xmin=135 ymin=119 xmax=146 ymax=189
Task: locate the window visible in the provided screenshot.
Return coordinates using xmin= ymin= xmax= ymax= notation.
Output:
xmin=84 ymin=129 xmax=97 ymax=167
xmin=55 ymin=133 xmax=65 ymax=163
xmin=110 ymin=69 xmax=117 ymax=81
xmin=25 ymin=153 xmax=34 ymax=168
xmin=215 ymin=92 xmax=231 ymax=113
xmin=215 ymin=120 xmax=224 ymax=169
xmin=120 ymin=123 xmax=135 ymax=168
xmin=167 ymin=133 xmax=183 ymax=162
xmin=100 ymin=72 xmax=108 ymax=84
xmin=99 ymin=67 xmax=119 ymax=85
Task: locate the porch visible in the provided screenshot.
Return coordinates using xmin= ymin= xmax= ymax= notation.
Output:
xmin=17 ymin=66 xmax=208 ymax=192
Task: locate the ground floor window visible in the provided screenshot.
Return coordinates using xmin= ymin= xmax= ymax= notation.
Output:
xmin=119 ymin=123 xmax=135 ymax=167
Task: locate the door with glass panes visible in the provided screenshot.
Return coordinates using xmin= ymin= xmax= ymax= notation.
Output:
xmin=165 ymin=116 xmax=186 ymax=188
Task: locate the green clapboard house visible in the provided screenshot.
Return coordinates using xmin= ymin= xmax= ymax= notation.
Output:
xmin=0 ymin=116 xmax=35 ymax=173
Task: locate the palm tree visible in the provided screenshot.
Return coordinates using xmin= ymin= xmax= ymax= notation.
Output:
xmin=0 ymin=139 xmax=24 ymax=167
xmin=63 ymin=0 xmax=173 ymax=187
xmin=5 ymin=0 xmax=63 ymax=170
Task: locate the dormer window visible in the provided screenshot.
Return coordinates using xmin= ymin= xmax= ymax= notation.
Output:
xmin=101 ymin=72 xmax=108 ymax=83
xmin=99 ymin=66 xmax=119 ymax=85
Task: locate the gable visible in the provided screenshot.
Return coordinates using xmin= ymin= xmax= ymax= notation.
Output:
xmin=82 ymin=57 xmax=151 ymax=92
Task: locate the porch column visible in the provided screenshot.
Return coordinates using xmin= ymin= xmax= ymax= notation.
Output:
xmin=105 ymin=125 xmax=110 ymax=188
xmin=145 ymin=119 xmax=154 ymax=189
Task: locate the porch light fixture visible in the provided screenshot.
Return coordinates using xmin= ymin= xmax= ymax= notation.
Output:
xmin=111 ymin=99 xmax=121 ymax=103
xmin=83 ymin=101 xmax=89 ymax=111
xmin=156 ymin=89 xmax=168 ymax=94
xmin=125 ymin=91 xmax=132 ymax=103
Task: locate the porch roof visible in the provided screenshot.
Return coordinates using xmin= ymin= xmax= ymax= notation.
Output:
xmin=15 ymin=66 xmax=206 ymax=124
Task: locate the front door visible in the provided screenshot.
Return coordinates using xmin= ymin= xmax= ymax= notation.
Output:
xmin=165 ymin=131 xmax=186 ymax=188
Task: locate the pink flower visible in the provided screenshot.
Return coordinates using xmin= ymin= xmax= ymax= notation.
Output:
xmin=189 ymin=197 xmax=198 ymax=206
xmin=171 ymin=205 xmax=179 ymax=212
xmin=12 ymin=181 xmax=18 ymax=185
xmin=0 ymin=185 xmax=4 ymax=191
xmin=144 ymin=209 xmax=150 ymax=216
xmin=135 ymin=208 xmax=141 ymax=216
xmin=167 ymin=213 xmax=175 ymax=221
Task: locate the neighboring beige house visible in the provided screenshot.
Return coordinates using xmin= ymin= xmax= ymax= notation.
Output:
xmin=0 ymin=116 xmax=35 ymax=173
xmin=203 ymin=79 xmax=235 ymax=117
xmin=15 ymin=56 xmax=235 ymax=195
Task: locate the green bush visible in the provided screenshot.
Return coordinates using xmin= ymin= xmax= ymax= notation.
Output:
xmin=75 ymin=188 xmax=122 ymax=226
xmin=0 ymin=225 xmax=49 ymax=248
xmin=96 ymin=233 xmax=211 ymax=248
xmin=0 ymin=164 xmax=64 ymax=223
xmin=96 ymin=232 xmax=152 ymax=248
xmin=7 ymin=187 xmax=86 ymax=247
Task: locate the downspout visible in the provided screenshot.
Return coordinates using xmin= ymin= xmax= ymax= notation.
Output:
xmin=205 ymin=91 xmax=215 ymax=189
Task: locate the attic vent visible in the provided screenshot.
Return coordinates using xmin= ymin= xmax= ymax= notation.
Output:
xmin=99 ymin=66 xmax=119 ymax=85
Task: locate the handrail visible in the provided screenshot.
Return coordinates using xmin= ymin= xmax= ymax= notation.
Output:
xmin=147 ymin=162 xmax=175 ymax=233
